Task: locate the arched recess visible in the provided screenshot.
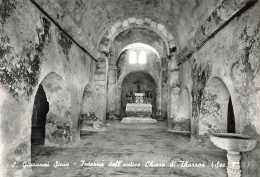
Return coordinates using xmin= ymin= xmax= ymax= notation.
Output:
xmin=31 ymin=84 xmax=49 ymax=145
xmin=119 ymin=71 xmax=157 ymax=118
xmin=198 ymin=77 xmax=235 ymax=135
xmin=120 ymin=43 xmax=160 ymax=59
xmin=31 ymin=72 xmax=72 ymax=146
xmin=111 ymin=28 xmax=166 ymax=63
xmin=116 ymin=50 xmax=160 ymax=87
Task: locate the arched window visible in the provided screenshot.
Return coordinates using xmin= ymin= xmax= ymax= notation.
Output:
xmin=138 ymin=50 xmax=147 ymax=64
xmin=129 ymin=50 xmax=147 ymax=64
xmin=129 ymin=51 xmax=137 ymax=64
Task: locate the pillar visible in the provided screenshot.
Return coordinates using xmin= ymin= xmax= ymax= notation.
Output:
xmin=227 ymin=151 xmax=241 ymax=177
xmin=94 ymin=56 xmax=108 ymax=124
xmin=167 ymin=56 xmax=181 ymax=129
xmin=109 ymin=64 xmax=117 ymax=84
xmin=107 ymin=64 xmax=117 ymax=118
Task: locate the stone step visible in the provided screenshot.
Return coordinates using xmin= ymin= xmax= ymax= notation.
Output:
xmin=121 ymin=117 xmax=158 ymax=124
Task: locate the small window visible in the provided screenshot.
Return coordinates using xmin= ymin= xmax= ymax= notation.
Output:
xmin=138 ymin=50 xmax=146 ymax=64
xmin=129 ymin=51 xmax=137 ymax=64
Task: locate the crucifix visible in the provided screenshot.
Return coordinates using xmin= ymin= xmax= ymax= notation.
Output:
xmin=133 ymin=79 xmax=144 ymax=92
xmin=132 ymin=79 xmax=145 ymax=103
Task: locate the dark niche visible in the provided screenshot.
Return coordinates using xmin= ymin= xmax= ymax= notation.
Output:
xmin=227 ymin=97 xmax=235 ymax=133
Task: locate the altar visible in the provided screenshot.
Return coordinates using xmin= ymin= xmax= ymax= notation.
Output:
xmin=126 ymin=103 xmax=152 ymax=117
xmin=121 ymin=90 xmax=157 ymax=124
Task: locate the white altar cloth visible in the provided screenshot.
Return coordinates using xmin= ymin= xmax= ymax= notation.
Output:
xmin=134 ymin=93 xmax=144 ymax=97
xmin=125 ymin=103 xmax=152 ymax=117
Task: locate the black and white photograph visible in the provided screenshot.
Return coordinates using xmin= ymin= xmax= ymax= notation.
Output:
xmin=0 ymin=0 xmax=259 ymax=176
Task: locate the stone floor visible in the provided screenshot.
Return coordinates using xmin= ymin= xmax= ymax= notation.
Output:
xmin=31 ymin=120 xmax=227 ymax=177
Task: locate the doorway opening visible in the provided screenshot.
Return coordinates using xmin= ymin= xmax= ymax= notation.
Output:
xmin=31 ymin=84 xmax=49 ymax=145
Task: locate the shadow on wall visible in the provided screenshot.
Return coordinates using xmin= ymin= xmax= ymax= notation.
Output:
xmin=31 ymin=72 xmax=72 ymax=146
xmin=81 ymin=83 xmax=94 ymax=114
xmin=120 ymin=71 xmax=157 ymax=118
xmin=199 ymin=77 xmax=235 ymax=136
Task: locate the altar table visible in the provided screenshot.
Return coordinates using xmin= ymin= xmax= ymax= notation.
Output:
xmin=125 ymin=103 xmax=152 ymax=117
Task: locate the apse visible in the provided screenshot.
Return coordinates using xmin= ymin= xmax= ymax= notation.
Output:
xmin=121 ymin=71 xmax=157 ymax=118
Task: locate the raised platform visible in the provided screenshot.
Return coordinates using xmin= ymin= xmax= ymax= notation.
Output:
xmin=121 ymin=117 xmax=158 ymax=124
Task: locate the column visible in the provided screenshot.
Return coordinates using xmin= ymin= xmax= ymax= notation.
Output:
xmin=94 ymin=56 xmax=108 ymax=124
xmin=107 ymin=64 xmax=117 ymax=118
xmin=167 ymin=56 xmax=181 ymax=130
xmin=227 ymin=151 xmax=241 ymax=177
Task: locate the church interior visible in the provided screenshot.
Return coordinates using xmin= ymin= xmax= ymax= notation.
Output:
xmin=0 ymin=0 xmax=260 ymax=176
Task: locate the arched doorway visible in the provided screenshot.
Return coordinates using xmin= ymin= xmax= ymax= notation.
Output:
xmin=199 ymin=77 xmax=235 ymax=135
xmin=31 ymin=84 xmax=49 ymax=145
xmin=120 ymin=71 xmax=157 ymax=118
xmin=31 ymin=72 xmax=72 ymax=146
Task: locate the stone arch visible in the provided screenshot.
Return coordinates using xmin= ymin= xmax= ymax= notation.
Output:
xmin=116 ymin=44 xmax=162 ymax=85
xmin=111 ymin=28 xmax=167 ymax=62
xmin=198 ymin=77 xmax=234 ymax=135
xmin=117 ymin=69 xmax=159 ymax=87
xmin=118 ymin=70 xmax=157 ymax=88
xmin=32 ymin=72 xmax=72 ymax=146
xmin=116 ymin=42 xmax=161 ymax=64
xmin=98 ymin=17 xmax=177 ymax=55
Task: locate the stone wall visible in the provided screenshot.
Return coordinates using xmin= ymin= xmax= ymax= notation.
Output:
xmin=0 ymin=1 xmax=96 ymax=176
xmin=178 ymin=1 xmax=260 ymax=176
